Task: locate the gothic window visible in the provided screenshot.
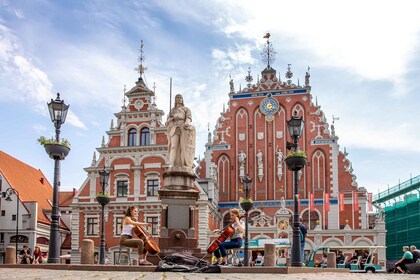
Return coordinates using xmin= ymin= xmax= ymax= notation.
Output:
xmin=86 ymin=217 xmax=98 ymax=236
xmin=146 ymin=216 xmax=159 ymax=235
xmin=115 ymin=216 xmax=123 ymax=236
xmin=312 ymin=150 xmax=326 ymax=190
xmin=117 ymin=180 xmax=128 ymax=197
xmin=128 ymin=128 xmax=137 ymax=146
xmin=147 ymin=179 xmax=159 ymax=196
xmin=302 ymin=210 xmax=320 ymax=230
xmin=140 ymin=127 xmax=150 ymax=146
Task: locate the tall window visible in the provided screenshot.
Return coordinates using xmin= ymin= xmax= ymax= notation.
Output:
xmin=128 ymin=128 xmax=137 ymax=146
xmin=87 ymin=217 xmax=98 ymax=236
xmin=146 ymin=217 xmax=159 ymax=235
xmin=115 ymin=217 xmax=123 ymax=236
xmin=147 ymin=179 xmax=159 ymax=196
xmin=117 ymin=180 xmax=128 ymax=197
xmin=140 ymin=127 xmax=150 ymax=146
xmin=12 ymin=215 xmax=16 ymax=221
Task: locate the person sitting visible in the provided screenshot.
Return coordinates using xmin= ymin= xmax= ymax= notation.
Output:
xmin=315 ymin=253 xmax=327 ymax=267
xmin=120 ymin=205 xmax=152 ymax=265
xmin=32 ymin=246 xmax=43 ymax=264
xmin=255 ymin=252 xmax=263 ymax=264
xmin=345 ymin=252 xmax=358 ymax=268
xmin=19 ymin=245 xmax=33 ymax=264
xmin=212 ymin=208 xmax=245 ymax=266
xmin=410 ymin=245 xmax=420 ymax=262
xmin=394 ymin=246 xmax=415 ymax=273
xmin=336 ymin=251 xmax=345 ymax=264
xmin=360 ymin=250 xmax=371 ymax=269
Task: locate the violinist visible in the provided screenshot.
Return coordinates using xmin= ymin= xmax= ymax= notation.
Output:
xmin=120 ymin=205 xmax=152 ymax=265
xmin=213 ymin=208 xmax=245 ymax=266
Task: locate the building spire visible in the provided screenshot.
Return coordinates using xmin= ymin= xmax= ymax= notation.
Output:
xmin=261 ymin=33 xmax=276 ymax=69
xmin=135 ymin=40 xmax=147 ymax=79
xmin=122 ymin=85 xmax=127 ymax=109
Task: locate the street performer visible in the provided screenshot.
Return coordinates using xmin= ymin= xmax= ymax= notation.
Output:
xmin=212 ymin=208 xmax=245 ymax=266
xmin=120 ymin=205 xmax=152 ymax=265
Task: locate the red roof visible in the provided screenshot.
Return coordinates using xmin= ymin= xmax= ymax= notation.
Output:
xmin=59 ymin=191 xmax=74 ymax=207
xmin=0 ymin=150 xmax=54 ymax=226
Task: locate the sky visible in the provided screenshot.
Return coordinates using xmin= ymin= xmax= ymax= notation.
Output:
xmin=1 ymin=0 xmax=420 ymax=196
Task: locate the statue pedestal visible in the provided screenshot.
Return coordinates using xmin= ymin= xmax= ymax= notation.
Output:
xmin=158 ymin=167 xmax=201 ymax=254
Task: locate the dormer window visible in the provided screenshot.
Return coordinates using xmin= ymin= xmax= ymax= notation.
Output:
xmin=140 ymin=127 xmax=150 ymax=146
xmin=128 ymin=128 xmax=137 ymax=146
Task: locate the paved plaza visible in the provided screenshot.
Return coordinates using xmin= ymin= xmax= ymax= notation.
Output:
xmin=0 ymin=268 xmax=417 ymax=280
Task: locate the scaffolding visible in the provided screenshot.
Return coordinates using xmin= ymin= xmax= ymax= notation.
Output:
xmin=373 ymin=175 xmax=420 ymax=261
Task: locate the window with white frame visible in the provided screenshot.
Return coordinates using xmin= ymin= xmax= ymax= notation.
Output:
xmin=117 ymin=180 xmax=128 ymax=197
xmin=115 ymin=216 xmax=123 ymax=236
xmin=146 ymin=216 xmax=159 ymax=236
xmin=147 ymin=179 xmax=159 ymax=196
xmin=86 ymin=217 xmax=98 ymax=236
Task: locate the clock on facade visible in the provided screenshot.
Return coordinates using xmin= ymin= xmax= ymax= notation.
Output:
xmin=260 ymin=93 xmax=279 ymax=117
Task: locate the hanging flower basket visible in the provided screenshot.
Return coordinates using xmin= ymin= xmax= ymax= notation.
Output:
xmin=239 ymin=200 xmax=254 ymax=211
xmin=44 ymin=144 xmax=70 ymax=160
xmin=96 ymin=196 xmax=111 ymax=206
xmin=285 ymin=156 xmax=307 ymax=171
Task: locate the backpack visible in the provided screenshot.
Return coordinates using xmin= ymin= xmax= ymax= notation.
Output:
xmin=155 ymin=253 xmax=221 ymax=273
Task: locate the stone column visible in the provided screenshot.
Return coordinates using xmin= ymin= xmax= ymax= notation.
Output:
xmin=327 ymin=252 xmax=336 ymax=268
xmin=5 ymin=246 xmax=16 ymax=264
xmin=80 ymin=239 xmax=95 ymax=264
xmin=263 ymin=243 xmax=276 ymax=267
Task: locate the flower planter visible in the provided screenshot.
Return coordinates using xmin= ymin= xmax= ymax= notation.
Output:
xmin=240 ymin=201 xmax=254 ymax=211
xmin=285 ymin=156 xmax=307 ymax=171
xmin=44 ymin=144 xmax=70 ymax=160
xmin=96 ymin=196 xmax=111 ymax=206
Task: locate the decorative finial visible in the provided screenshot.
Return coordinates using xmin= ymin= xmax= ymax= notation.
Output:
xmin=285 ymin=64 xmax=293 ymax=85
xmin=122 ymin=85 xmax=127 ymax=108
xmin=297 ymin=78 xmax=300 ymax=87
xmin=257 ymin=74 xmax=260 ymax=85
xmin=305 ymin=66 xmax=311 ymax=87
xmin=91 ymin=151 xmax=97 ymax=166
xmin=110 ymin=119 xmax=114 ymax=130
xmin=261 ymin=33 xmax=276 ymax=69
xmin=208 ymin=123 xmax=211 ymax=143
xmin=134 ymin=40 xmax=147 ymax=78
xmin=245 ymin=67 xmax=253 ymax=88
xmin=101 ymin=135 xmax=105 ymax=147
xmin=332 ymin=114 xmax=340 ymax=125
xmin=153 ymin=82 xmax=156 ymax=93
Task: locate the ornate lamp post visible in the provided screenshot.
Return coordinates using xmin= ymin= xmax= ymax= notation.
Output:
xmin=286 ymin=113 xmax=305 ymax=267
xmin=46 ymin=93 xmax=69 ymax=263
xmin=239 ymin=175 xmax=253 ymax=266
xmin=5 ymin=187 xmax=19 ymax=260
xmin=98 ymin=167 xmax=110 ymax=265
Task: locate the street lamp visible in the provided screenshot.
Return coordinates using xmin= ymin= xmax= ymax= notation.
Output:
xmin=98 ymin=167 xmax=110 ymax=265
xmin=286 ymin=112 xmax=305 ymax=267
xmin=5 ymin=187 xmax=19 ymax=261
xmin=47 ymin=93 xmax=69 ymax=263
xmin=240 ymin=175 xmax=252 ymax=266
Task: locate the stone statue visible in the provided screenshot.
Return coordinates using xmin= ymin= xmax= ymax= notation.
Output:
xmin=257 ymin=149 xmax=263 ymax=167
xmin=374 ymin=202 xmax=385 ymax=221
xmin=238 ymin=150 xmax=247 ymax=166
xmin=166 ymin=94 xmax=196 ymax=169
xmin=229 ymin=75 xmax=235 ymax=93
xmin=276 ymin=149 xmax=284 ymax=165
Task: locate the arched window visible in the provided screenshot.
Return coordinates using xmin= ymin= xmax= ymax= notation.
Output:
xmin=140 ymin=127 xmax=150 ymax=146
xmin=128 ymin=128 xmax=137 ymax=146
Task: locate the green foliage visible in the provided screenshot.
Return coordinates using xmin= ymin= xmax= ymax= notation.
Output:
xmin=286 ymin=150 xmax=307 ymax=158
xmin=96 ymin=193 xmax=110 ymax=198
xmin=37 ymin=136 xmax=71 ymax=148
xmin=239 ymin=197 xmax=253 ymax=203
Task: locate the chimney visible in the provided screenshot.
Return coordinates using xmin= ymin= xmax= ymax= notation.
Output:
xmin=40 ymin=177 xmax=44 ymax=184
xmin=73 ymin=188 xmax=77 ymax=196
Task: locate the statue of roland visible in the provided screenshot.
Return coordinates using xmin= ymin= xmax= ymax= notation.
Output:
xmin=166 ymin=94 xmax=196 ymax=169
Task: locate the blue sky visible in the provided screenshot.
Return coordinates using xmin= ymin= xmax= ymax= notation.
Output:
xmin=1 ymin=0 xmax=419 ymax=196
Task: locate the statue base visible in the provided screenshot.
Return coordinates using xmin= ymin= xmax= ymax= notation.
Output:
xmin=158 ymin=167 xmax=200 ymax=253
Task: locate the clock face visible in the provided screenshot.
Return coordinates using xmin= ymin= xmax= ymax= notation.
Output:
xmin=260 ymin=95 xmax=279 ymax=116
xmin=134 ymin=99 xmax=144 ymax=110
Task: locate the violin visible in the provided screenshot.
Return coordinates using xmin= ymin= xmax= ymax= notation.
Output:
xmin=207 ymin=216 xmax=244 ymax=254
xmin=132 ymin=224 xmax=160 ymax=255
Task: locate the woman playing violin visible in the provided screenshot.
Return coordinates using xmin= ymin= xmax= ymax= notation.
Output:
xmin=120 ymin=205 xmax=152 ymax=265
xmin=213 ymin=208 xmax=245 ymax=265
